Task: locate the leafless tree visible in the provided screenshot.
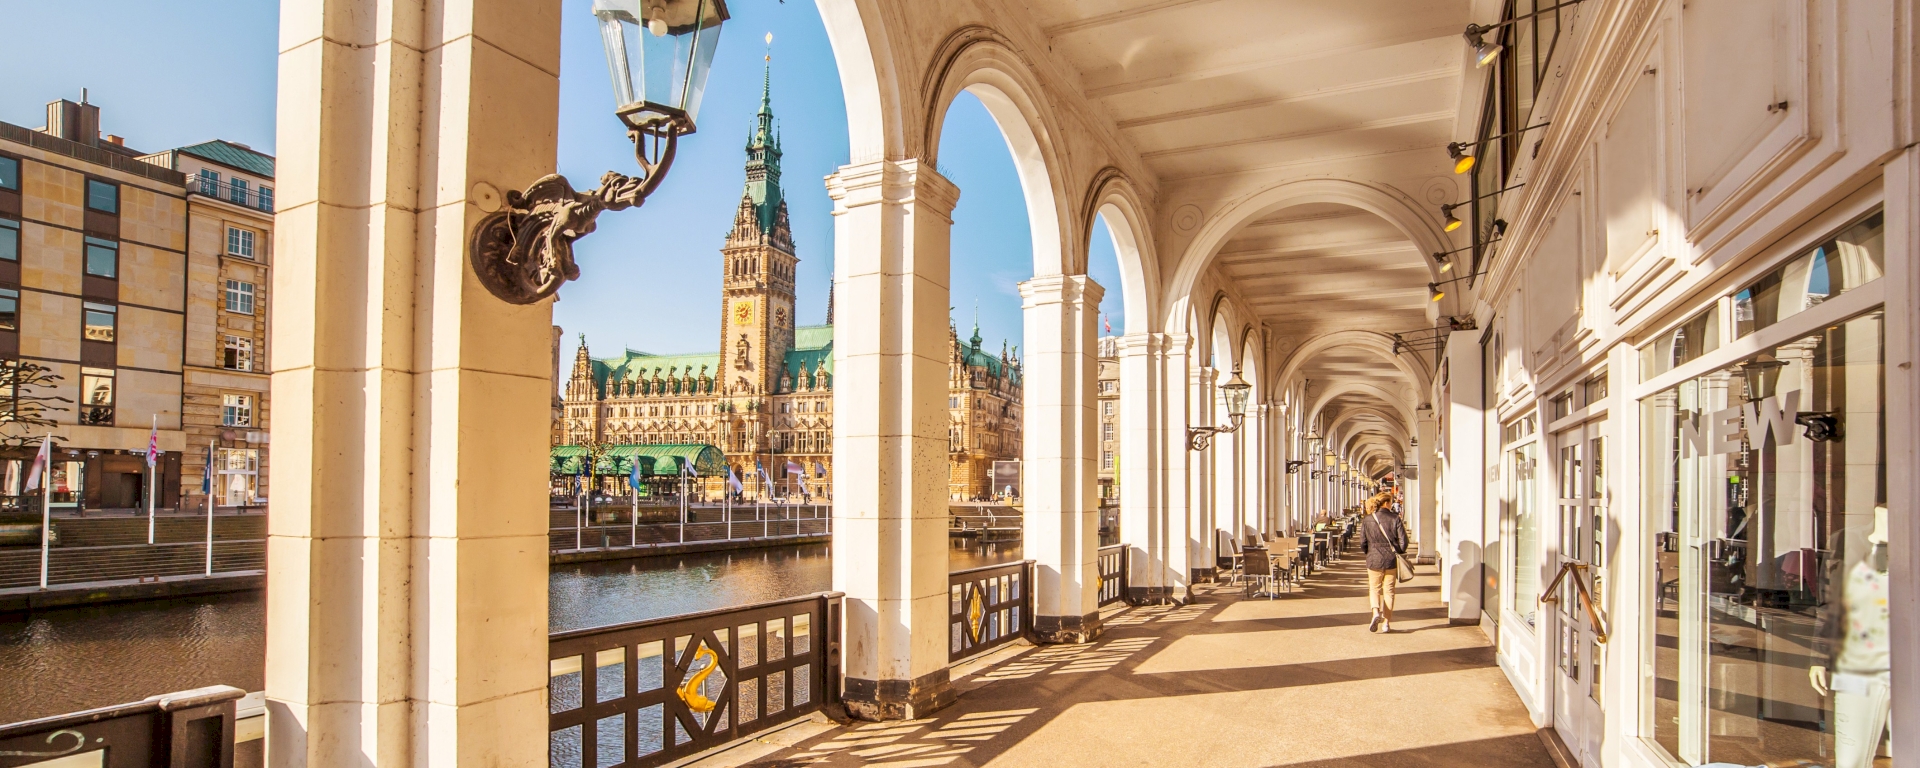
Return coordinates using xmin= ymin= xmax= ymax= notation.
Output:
xmin=0 ymin=361 xmax=71 ymax=449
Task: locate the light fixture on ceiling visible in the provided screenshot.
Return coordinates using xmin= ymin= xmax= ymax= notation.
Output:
xmin=1429 ymin=283 xmax=1445 ymax=302
xmin=1441 ymin=204 xmax=1463 ymax=232
xmin=1466 ymin=26 xmax=1503 ymax=67
xmin=1436 ymin=252 xmax=1454 ymax=273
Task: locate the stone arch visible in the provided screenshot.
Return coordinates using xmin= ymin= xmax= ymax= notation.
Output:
xmin=921 ymin=27 xmax=1074 ymax=278
xmin=1326 ymin=406 xmax=1409 ymax=447
xmin=815 ymin=0 xmax=906 ymax=163
xmin=1305 ymin=380 xmax=1416 ymax=434
xmin=1083 ymin=168 xmax=1162 ymax=334
xmin=1160 ymin=178 xmax=1454 ymax=334
xmin=1273 ymin=329 xmax=1433 ymax=405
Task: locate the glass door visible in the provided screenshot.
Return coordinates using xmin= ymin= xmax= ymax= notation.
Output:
xmin=1551 ymin=420 xmax=1606 ymax=765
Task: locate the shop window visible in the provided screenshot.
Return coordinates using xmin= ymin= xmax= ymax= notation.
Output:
xmin=218 ymin=448 xmax=260 ymax=506
xmin=1505 ymin=421 xmax=1539 ymax=630
xmin=222 ymin=393 xmax=253 ymax=427
xmin=223 ymin=335 xmax=253 ymax=372
xmin=79 ymin=367 xmax=114 ymax=425
xmin=1641 ymin=309 xmax=1887 ymax=766
xmin=82 ymin=303 xmax=116 ymax=343
xmin=1733 ymin=212 xmax=1883 ymax=339
xmin=1639 ymin=304 xmax=1721 ymax=382
xmin=85 ymin=179 xmax=117 ymax=213
xmin=84 ymin=237 xmax=117 ymax=278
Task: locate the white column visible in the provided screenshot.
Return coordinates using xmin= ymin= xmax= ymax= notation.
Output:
xmin=1194 ymin=366 xmax=1218 ymax=579
xmin=1021 ymin=274 xmax=1103 ymax=641
xmin=1415 ymin=407 xmax=1439 ymax=562
xmin=267 ymin=0 xmax=555 ymax=763
xmin=1118 ymin=333 xmax=1173 ymax=602
xmin=826 ymin=159 xmax=959 ymax=720
xmin=1442 ymin=336 xmax=1485 ymax=620
xmin=1164 ymin=335 xmax=1199 ymax=591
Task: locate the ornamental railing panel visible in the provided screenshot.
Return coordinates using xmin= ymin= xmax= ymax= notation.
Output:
xmin=948 ymin=560 xmax=1031 ymax=664
xmin=1096 ymin=544 xmax=1128 ymax=607
xmin=0 ymin=685 xmax=241 ymax=768
xmin=548 ymin=592 xmax=842 ymax=768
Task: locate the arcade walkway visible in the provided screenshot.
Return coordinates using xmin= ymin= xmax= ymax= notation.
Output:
xmin=723 ymin=562 xmax=1553 ymax=768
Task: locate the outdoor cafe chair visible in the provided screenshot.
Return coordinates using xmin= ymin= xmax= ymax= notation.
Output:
xmin=1242 ymin=547 xmax=1276 ymax=599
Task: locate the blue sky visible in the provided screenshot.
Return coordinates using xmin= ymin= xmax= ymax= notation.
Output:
xmin=0 ymin=0 xmax=1125 ymax=359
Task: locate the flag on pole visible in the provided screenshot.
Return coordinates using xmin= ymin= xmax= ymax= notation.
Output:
xmin=23 ymin=434 xmax=50 ymax=491
xmin=785 ymin=460 xmax=803 ymax=476
xmin=682 ymin=459 xmax=698 ymax=478
xmin=202 ymin=445 xmax=214 ymax=495
xmin=628 ymin=458 xmax=642 ymax=490
xmin=814 ymin=461 xmax=826 ymax=478
xmin=146 ymin=419 xmax=160 ymax=468
xmin=1103 ymin=313 xmax=1111 ymax=333
xmin=756 ymin=461 xmax=773 ymax=490
xmin=726 ymin=466 xmax=744 ymax=494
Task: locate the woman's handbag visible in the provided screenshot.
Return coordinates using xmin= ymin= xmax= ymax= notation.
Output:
xmin=1371 ymin=513 xmax=1416 ymax=583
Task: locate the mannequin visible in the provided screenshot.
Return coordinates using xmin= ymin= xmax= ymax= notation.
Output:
xmin=1809 ymin=505 xmax=1891 ymax=768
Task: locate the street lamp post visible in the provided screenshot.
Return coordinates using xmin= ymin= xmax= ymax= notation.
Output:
xmin=468 ymin=0 xmax=729 ymax=305
xmin=1188 ymin=371 xmax=1252 ymax=451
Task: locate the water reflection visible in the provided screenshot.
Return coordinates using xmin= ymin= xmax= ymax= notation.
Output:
xmin=1 ymin=540 xmax=1024 ymax=723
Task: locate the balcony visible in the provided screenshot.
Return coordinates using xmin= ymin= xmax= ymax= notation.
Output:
xmin=186 ymin=176 xmax=273 ymax=213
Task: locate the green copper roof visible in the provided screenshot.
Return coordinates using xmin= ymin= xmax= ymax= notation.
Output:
xmin=740 ymin=57 xmax=784 ymax=232
xmin=592 ymin=350 xmax=722 ymax=396
xmin=177 ymin=140 xmax=275 ymax=178
xmin=782 ymin=325 xmax=833 ymax=384
xmin=793 ymin=324 xmax=832 ymax=350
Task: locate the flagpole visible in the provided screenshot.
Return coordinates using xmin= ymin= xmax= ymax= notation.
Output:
xmin=629 ymin=464 xmax=637 ymax=550
xmin=205 ymin=440 xmax=214 ymax=576
xmin=37 ymin=434 xmax=49 ymax=590
xmin=147 ymin=415 xmax=157 ymax=545
xmin=678 ymin=465 xmax=686 ymax=544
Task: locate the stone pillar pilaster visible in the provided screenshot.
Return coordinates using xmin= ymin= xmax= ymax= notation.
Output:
xmin=1117 ymin=332 xmax=1174 ymax=603
xmin=1193 ymin=366 xmax=1217 ymax=581
xmin=826 ymin=159 xmax=958 ymax=719
xmin=1021 ymin=275 xmax=1103 ymax=641
xmin=1162 ymin=334 xmax=1198 ymax=594
xmin=1442 ymin=337 xmax=1484 ymax=620
xmin=266 ymin=0 xmax=557 ymax=764
xmin=1415 ymin=408 xmax=1439 ymax=562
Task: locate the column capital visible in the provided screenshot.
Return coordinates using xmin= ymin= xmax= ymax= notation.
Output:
xmin=1114 ymin=331 xmax=1154 ymax=356
xmin=1017 ymin=273 xmax=1105 ymax=308
xmin=826 ymin=159 xmax=960 ymax=219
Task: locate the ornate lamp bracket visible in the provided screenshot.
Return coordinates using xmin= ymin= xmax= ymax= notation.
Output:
xmin=1186 ymin=413 xmax=1244 ymax=452
xmin=469 ymin=127 xmax=679 ymax=305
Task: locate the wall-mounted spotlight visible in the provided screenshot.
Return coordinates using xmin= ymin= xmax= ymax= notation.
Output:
xmin=1438 ymin=184 xmax=1525 ymax=235
xmin=1441 ymin=204 xmax=1464 ymax=233
xmin=1447 ymin=141 xmax=1477 ymax=174
xmin=1465 ymin=25 xmax=1502 ymax=67
xmin=1429 ymin=283 xmax=1446 ymax=302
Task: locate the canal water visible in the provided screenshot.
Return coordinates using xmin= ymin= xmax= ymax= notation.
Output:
xmin=0 ymin=540 xmax=1021 ymax=724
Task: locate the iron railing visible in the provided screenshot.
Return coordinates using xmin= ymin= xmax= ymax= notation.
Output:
xmin=1096 ymin=544 xmax=1127 ymax=607
xmin=0 ymin=685 xmax=241 ymax=768
xmin=186 ymin=176 xmax=273 ymax=212
xmin=549 ymin=514 xmax=830 ymax=555
xmin=948 ymin=560 xmax=1032 ymax=664
xmin=547 ymin=592 xmax=842 ymax=768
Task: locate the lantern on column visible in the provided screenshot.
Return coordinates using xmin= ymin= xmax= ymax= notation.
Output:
xmin=1188 ymin=371 xmax=1252 ymax=450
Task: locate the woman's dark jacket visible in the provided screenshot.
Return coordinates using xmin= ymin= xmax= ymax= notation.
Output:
xmin=1360 ymin=509 xmax=1408 ymax=572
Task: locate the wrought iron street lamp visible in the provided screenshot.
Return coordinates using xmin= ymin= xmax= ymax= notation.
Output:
xmin=1187 ymin=371 xmax=1252 ymax=450
xmin=469 ymin=0 xmax=729 ymax=304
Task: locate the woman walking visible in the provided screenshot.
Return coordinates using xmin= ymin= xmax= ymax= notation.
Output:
xmin=1360 ymin=491 xmax=1407 ymax=632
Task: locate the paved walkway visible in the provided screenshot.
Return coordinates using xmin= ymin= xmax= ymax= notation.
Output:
xmin=744 ymin=556 xmax=1553 ymax=768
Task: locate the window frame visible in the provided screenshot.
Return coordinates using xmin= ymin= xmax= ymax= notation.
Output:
xmin=83 ymin=236 xmax=118 ymax=279
xmin=85 ymin=179 xmax=118 ymax=214
xmin=222 ymin=393 xmax=254 ymax=427
xmin=227 ymin=226 xmax=256 ymax=259
xmin=225 ymin=280 xmax=256 ymax=315
xmin=0 ymin=287 xmax=18 ymax=331
xmin=79 ymin=366 xmax=115 ymax=425
xmin=0 ymin=155 xmax=18 ymax=191
xmin=82 ymin=302 xmax=117 ymax=343
xmin=0 ymin=218 xmax=18 ymax=262
xmin=223 ymin=335 xmax=254 ymax=372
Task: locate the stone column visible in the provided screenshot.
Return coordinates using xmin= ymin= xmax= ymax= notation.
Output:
xmin=826 ymin=159 xmax=959 ymax=719
xmin=1192 ymin=366 xmax=1217 ymax=580
xmin=1160 ymin=334 xmax=1195 ymax=600
xmin=1021 ymin=275 xmax=1103 ymax=641
xmin=1117 ymin=332 xmax=1171 ymax=602
xmin=1442 ymin=337 xmax=1484 ymax=620
xmin=267 ymin=0 xmax=556 ymax=764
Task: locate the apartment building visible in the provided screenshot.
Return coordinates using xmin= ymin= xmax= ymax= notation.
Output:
xmin=139 ymin=140 xmax=274 ymax=507
xmin=1096 ymin=335 xmax=1118 ymax=503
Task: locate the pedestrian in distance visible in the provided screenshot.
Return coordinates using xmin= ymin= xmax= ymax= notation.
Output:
xmin=1360 ymin=491 xmax=1409 ymax=633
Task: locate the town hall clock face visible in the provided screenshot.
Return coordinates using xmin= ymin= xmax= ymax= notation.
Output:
xmin=733 ymin=300 xmax=755 ymax=326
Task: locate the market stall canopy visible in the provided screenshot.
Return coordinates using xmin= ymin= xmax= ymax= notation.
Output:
xmin=549 ymin=444 xmax=728 ymax=476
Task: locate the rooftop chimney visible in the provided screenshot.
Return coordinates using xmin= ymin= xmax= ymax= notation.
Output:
xmin=45 ymin=98 xmax=101 ymax=146
xmin=105 ymin=135 xmax=124 ymax=146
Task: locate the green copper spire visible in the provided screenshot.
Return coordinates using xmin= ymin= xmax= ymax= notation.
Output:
xmin=739 ymin=51 xmax=783 ymax=233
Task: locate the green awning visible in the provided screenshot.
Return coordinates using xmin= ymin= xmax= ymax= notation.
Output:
xmin=550 ymin=444 xmax=727 ymax=477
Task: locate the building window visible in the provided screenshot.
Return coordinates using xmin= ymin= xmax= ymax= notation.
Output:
xmin=0 ymin=288 xmax=16 ymax=331
xmin=1103 ymin=451 xmax=1114 ymax=470
xmin=84 ymin=237 xmax=117 ymax=278
xmin=1102 ymin=401 xmax=1114 ymax=417
xmin=86 ymin=179 xmax=117 ymax=213
xmin=227 ymin=227 xmax=255 ymax=259
xmin=82 ymin=302 xmax=116 ymax=342
xmin=223 ymin=335 xmax=253 ymax=372
xmin=1102 ymin=423 xmax=1114 ymax=441
xmin=229 ymin=177 xmax=249 ymax=206
xmin=0 ymin=219 xmax=17 ymax=261
xmin=79 ymin=367 xmax=114 ymax=425
xmin=258 ymin=187 xmax=273 ymax=212
xmin=198 ymin=169 xmax=219 ymax=194
xmin=0 ymin=156 xmax=17 ymax=190
xmin=222 ymin=394 xmax=254 ymax=427
xmin=226 ymin=280 xmax=255 ymax=315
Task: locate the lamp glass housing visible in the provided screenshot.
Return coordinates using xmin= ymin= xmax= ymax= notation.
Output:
xmin=1739 ymin=354 xmax=1788 ymax=401
xmin=594 ymin=0 xmax=729 ymax=132
xmin=1220 ymin=372 xmax=1252 ymax=418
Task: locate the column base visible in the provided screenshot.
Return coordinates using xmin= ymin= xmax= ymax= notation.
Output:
xmin=1190 ymin=567 xmax=1218 ymax=583
xmin=1125 ymin=586 xmax=1176 ymax=605
xmin=843 ymin=669 xmax=955 ymax=721
xmin=1032 ymin=611 xmax=1102 ymax=644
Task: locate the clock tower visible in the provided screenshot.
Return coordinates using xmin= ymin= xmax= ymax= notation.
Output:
xmin=718 ymin=62 xmax=796 ymax=396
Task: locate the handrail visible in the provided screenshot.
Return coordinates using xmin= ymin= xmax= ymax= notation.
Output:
xmin=0 ymin=685 xmax=242 ymax=767
xmin=549 ymin=590 xmax=844 ymax=641
xmin=1540 ymin=561 xmax=1609 ymax=644
xmin=948 ymin=560 xmax=1033 ymax=663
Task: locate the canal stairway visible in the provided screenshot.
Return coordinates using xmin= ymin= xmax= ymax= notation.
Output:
xmin=723 ymin=559 xmax=1555 ymax=768
xmin=0 ymin=512 xmax=266 ymax=592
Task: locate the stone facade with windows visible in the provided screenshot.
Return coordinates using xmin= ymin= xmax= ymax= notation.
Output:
xmin=140 ymin=134 xmax=274 ymax=508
